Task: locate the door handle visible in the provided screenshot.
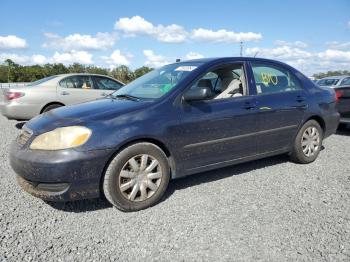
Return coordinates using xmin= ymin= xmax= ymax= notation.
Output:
xmin=296 ymin=95 xmax=305 ymax=103
xmin=61 ymin=91 xmax=70 ymax=95
xmin=243 ymin=101 xmax=256 ymax=110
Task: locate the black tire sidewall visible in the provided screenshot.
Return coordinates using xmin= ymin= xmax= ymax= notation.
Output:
xmin=292 ymin=120 xmax=323 ymax=164
xmin=103 ymin=143 xmax=170 ymax=211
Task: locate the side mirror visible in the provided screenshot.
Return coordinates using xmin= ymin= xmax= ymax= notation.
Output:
xmin=184 ymin=87 xmax=211 ymax=101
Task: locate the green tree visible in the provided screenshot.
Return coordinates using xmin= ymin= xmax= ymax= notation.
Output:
xmin=68 ymin=63 xmax=86 ymax=73
xmin=109 ymin=65 xmax=134 ymax=83
xmin=134 ymin=66 xmax=153 ymax=79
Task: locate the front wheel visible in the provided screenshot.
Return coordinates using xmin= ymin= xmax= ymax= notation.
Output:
xmin=290 ymin=120 xmax=323 ymax=164
xmin=103 ymin=142 xmax=170 ymax=212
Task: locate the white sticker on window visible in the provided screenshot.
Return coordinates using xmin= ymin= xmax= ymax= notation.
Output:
xmin=175 ymin=66 xmax=197 ymax=71
xmin=256 ymin=84 xmax=262 ymax=93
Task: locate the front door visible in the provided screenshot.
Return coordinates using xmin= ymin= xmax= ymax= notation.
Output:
xmin=177 ymin=63 xmax=258 ymax=172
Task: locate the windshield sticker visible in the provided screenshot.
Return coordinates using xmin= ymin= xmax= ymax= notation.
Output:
xmin=175 ymin=66 xmax=197 ymax=72
xmin=261 ymin=72 xmax=278 ymax=86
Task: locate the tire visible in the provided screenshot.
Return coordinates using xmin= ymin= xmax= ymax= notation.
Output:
xmin=290 ymin=120 xmax=323 ymax=164
xmin=42 ymin=104 xmax=63 ymax=113
xmin=103 ymin=142 xmax=170 ymax=212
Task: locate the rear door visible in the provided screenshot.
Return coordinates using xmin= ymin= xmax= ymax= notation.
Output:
xmin=249 ymin=62 xmax=307 ymax=153
xmin=57 ymin=75 xmax=96 ymax=105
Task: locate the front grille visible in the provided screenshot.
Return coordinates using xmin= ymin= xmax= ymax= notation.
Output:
xmin=17 ymin=128 xmax=33 ymax=145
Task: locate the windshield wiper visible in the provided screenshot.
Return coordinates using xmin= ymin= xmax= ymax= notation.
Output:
xmin=114 ymin=94 xmax=141 ymax=101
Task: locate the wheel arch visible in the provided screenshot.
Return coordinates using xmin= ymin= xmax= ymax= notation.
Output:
xmin=99 ymin=137 xmax=175 ymax=198
xmin=304 ymin=115 xmax=326 ymax=133
xmin=40 ymin=102 xmax=65 ymax=114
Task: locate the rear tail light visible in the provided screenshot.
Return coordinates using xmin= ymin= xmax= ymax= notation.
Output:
xmin=5 ymin=91 xmax=24 ymax=100
xmin=335 ymin=90 xmax=343 ymax=102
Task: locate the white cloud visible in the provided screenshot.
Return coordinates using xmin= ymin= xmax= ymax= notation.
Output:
xmin=143 ymin=50 xmax=171 ymax=67
xmin=191 ymin=28 xmax=262 ymax=43
xmin=32 ymin=54 xmax=47 ymax=64
xmin=115 ymin=16 xmax=153 ymax=35
xmin=326 ymin=41 xmax=350 ymax=50
xmin=318 ymin=49 xmax=350 ymax=62
xmin=245 ymin=42 xmax=350 ymax=75
xmin=0 ymin=53 xmax=32 ymax=64
xmin=115 ymin=16 xmax=263 ymax=44
xmin=274 ymin=40 xmax=308 ymax=48
xmin=43 ymin=32 xmax=116 ymax=51
xmin=0 ymin=53 xmax=47 ymax=64
xmin=0 ymin=35 xmax=27 ymax=50
xmin=101 ymin=50 xmax=131 ymax=67
xmin=51 ymin=50 xmax=93 ymax=64
xmin=115 ymin=16 xmax=188 ymax=43
xmin=1 ymin=51 xmax=92 ymax=65
xmin=245 ymin=46 xmax=312 ymax=60
xmin=185 ymin=52 xmax=204 ymax=60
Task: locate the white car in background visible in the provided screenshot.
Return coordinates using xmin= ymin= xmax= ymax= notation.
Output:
xmin=316 ymin=75 xmax=350 ymax=88
xmin=0 ymin=74 xmax=124 ymax=120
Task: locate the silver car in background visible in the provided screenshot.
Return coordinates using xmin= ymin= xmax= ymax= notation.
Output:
xmin=0 ymin=74 xmax=124 ymax=120
xmin=316 ymin=75 xmax=350 ymax=88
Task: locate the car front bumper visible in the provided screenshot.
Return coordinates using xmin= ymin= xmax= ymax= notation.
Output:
xmin=10 ymin=141 xmax=114 ymax=201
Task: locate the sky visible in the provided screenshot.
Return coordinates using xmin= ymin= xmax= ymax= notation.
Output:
xmin=0 ymin=0 xmax=349 ymax=75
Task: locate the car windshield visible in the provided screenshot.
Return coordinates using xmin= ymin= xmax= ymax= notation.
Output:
xmin=27 ymin=75 xmax=58 ymax=86
xmin=112 ymin=62 xmax=203 ymax=99
xmin=317 ymin=78 xmax=339 ymax=86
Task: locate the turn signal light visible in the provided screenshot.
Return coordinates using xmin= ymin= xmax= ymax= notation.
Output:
xmin=335 ymin=90 xmax=342 ymax=102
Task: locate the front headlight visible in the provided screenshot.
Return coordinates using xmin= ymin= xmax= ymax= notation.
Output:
xmin=30 ymin=126 xmax=92 ymax=150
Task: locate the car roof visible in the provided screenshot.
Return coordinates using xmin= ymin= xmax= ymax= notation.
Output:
xmin=319 ymin=75 xmax=350 ymax=80
xmin=54 ymin=73 xmax=116 ymax=77
xmin=51 ymin=73 xmax=124 ymax=84
xmin=181 ymin=57 xmax=289 ymax=64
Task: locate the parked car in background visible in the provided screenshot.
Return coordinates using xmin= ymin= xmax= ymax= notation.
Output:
xmin=316 ymin=75 xmax=350 ymax=88
xmin=334 ymin=78 xmax=350 ymax=124
xmin=0 ymin=74 xmax=124 ymax=120
xmin=10 ymin=57 xmax=339 ymax=211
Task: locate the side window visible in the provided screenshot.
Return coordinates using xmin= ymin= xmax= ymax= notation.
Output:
xmin=59 ymin=76 xmax=93 ymax=89
xmin=340 ymin=77 xmax=350 ymax=86
xmin=187 ymin=64 xmax=246 ymax=100
xmin=251 ymin=63 xmax=301 ymax=94
xmin=93 ymin=77 xmax=123 ymax=90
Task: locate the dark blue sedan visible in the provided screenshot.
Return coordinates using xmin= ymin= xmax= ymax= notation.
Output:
xmin=10 ymin=57 xmax=339 ymax=211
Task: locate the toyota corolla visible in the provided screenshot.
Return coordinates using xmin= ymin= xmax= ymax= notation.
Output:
xmin=10 ymin=58 xmax=339 ymax=211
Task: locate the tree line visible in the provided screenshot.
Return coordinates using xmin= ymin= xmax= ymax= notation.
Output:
xmin=312 ymin=70 xmax=350 ymax=79
xmin=0 ymin=59 xmax=153 ymax=84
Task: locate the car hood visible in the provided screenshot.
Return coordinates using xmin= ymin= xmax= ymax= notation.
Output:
xmin=26 ymin=98 xmax=151 ymax=134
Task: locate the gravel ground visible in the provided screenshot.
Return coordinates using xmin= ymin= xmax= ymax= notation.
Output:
xmin=0 ymin=115 xmax=350 ymax=261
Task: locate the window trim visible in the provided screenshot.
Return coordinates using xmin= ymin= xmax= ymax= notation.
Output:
xmin=58 ymin=75 xmax=94 ymax=90
xmin=250 ymin=61 xmax=304 ymax=96
xmin=92 ymin=76 xmax=123 ymax=90
xmin=181 ymin=62 xmax=251 ymax=103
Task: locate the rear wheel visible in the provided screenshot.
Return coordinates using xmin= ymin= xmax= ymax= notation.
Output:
xmin=290 ymin=120 xmax=323 ymax=164
xmin=42 ymin=103 xmax=63 ymax=113
xmin=103 ymin=142 xmax=170 ymax=212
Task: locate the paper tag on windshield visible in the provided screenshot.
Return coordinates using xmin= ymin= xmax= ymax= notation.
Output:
xmin=175 ymin=66 xmax=197 ymax=71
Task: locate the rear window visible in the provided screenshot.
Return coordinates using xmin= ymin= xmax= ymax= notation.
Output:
xmin=27 ymin=75 xmax=58 ymax=86
xmin=317 ymin=79 xmax=339 ymax=86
